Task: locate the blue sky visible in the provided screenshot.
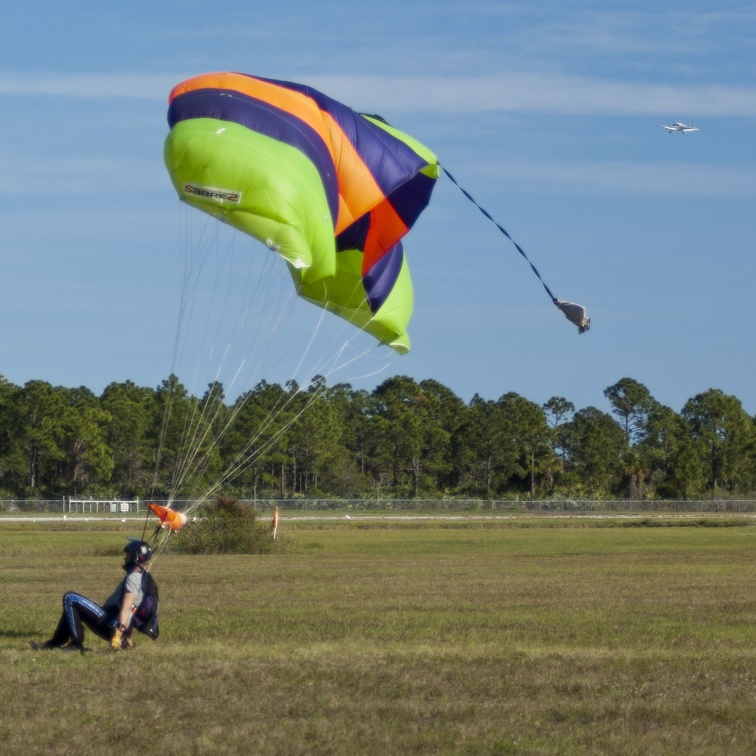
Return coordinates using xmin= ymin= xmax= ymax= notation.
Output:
xmin=2 ymin=2 xmax=756 ymax=415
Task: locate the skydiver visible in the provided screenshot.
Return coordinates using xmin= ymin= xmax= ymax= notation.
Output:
xmin=29 ymin=539 xmax=153 ymax=653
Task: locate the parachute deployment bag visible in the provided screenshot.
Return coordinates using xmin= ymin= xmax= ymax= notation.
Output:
xmin=133 ymin=570 xmax=160 ymax=640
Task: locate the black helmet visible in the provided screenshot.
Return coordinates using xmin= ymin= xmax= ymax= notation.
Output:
xmin=123 ymin=539 xmax=152 ymax=564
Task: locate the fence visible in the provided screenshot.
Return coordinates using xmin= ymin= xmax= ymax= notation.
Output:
xmin=249 ymin=498 xmax=756 ymax=513
xmin=3 ymin=498 xmax=756 ymax=514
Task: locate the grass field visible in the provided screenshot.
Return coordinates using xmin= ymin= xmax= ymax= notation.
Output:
xmin=1 ymin=516 xmax=755 ymax=754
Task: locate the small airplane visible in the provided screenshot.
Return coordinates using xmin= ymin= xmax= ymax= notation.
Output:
xmin=658 ymin=122 xmax=699 ymax=134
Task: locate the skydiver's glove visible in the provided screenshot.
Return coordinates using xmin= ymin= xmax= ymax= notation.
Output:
xmin=111 ymin=624 xmax=125 ymax=650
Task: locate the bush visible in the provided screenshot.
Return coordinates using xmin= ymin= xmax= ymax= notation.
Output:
xmin=169 ymin=496 xmax=274 ymax=555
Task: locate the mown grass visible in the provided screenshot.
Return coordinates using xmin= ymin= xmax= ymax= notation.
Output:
xmin=1 ymin=519 xmax=755 ymax=754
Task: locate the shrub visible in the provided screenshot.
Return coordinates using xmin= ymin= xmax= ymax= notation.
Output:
xmin=169 ymin=495 xmax=273 ymax=555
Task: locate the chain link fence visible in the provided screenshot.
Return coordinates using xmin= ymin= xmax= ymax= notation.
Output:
xmin=3 ymin=498 xmax=756 ymax=515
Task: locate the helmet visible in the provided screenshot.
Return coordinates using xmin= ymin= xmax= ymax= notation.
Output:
xmin=123 ymin=539 xmax=152 ymax=564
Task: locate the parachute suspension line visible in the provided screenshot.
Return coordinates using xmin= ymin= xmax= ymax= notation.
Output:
xmin=157 ymin=208 xmax=291 ymax=500
xmin=291 ymin=302 xmax=333 ymax=379
xmin=144 ymin=525 xmax=175 ymax=567
xmin=300 ymin=274 xmax=387 ymax=356
xmin=207 ymin=299 xmax=395 ymax=500
xmin=182 ymin=331 xmax=379 ymax=514
xmin=172 ymin=260 xmax=315 ymax=501
xmin=152 ymin=207 xmax=218 ymax=501
xmin=136 ymin=502 xmax=179 ymax=567
xmin=150 ymin=206 xmax=227 ymax=500
xmin=139 ymin=509 xmax=151 ymax=544
xmin=195 ymin=378 xmax=328 ymax=508
xmin=156 ymin=215 xmax=405 ymax=514
xmin=440 ymin=165 xmax=590 ymax=334
xmin=165 ymin=351 xmax=233 ymax=499
xmin=176 ymin=385 xmax=303 ymax=515
xmin=156 ymin=210 xmax=354 ymax=511
xmin=286 ymin=302 xmax=368 ymax=388
xmin=194 ymin=336 xmax=355 ymax=504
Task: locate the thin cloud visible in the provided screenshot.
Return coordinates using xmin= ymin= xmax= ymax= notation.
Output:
xmin=523 ymin=8 xmax=756 ymax=58
xmin=3 ymin=70 xmax=756 ymax=119
xmin=309 ymin=73 xmax=756 ymax=117
xmin=476 ymin=160 xmax=756 ymax=198
xmin=0 ymin=156 xmax=165 ymax=195
xmin=0 ymin=72 xmax=175 ymax=99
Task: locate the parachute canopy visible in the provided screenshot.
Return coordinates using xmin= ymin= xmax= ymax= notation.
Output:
xmin=164 ymin=72 xmax=439 ymax=353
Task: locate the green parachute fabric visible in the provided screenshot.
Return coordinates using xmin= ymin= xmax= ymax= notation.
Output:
xmin=164 ymin=72 xmax=439 ymax=353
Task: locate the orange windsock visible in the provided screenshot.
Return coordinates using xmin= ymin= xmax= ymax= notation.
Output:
xmin=148 ymin=503 xmax=188 ymax=532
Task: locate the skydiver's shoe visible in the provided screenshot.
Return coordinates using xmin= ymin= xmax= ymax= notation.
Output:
xmin=29 ymin=640 xmax=57 ymax=650
xmin=59 ymin=644 xmax=85 ymax=654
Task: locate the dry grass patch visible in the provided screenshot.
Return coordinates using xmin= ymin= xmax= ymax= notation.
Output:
xmin=1 ymin=523 xmax=755 ymax=754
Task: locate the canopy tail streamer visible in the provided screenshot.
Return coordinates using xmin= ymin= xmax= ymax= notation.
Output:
xmin=440 ymin=165 xmax=590 ymax=334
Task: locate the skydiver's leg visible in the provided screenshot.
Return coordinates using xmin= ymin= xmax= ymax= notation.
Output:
xmin=87 ymin=605 xmax=120 ymax=642
xmin=47 ymin=611 xmax=73 ymax=647
xmin=49 ymin=592 xmax=108 ymax=647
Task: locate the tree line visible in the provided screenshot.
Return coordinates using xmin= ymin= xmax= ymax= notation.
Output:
xmin=0 ymin=373 xmax=754 ymax=501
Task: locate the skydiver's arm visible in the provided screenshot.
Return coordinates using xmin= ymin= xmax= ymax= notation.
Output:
xmin=111 ymin=589 xmax=139 ymax=649
xmin=118 ymin=591 xmax=139 ymax=630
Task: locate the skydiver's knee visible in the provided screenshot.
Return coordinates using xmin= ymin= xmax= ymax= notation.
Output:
xmin=63 ymin=592 xmax=84 ymax=608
